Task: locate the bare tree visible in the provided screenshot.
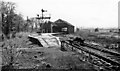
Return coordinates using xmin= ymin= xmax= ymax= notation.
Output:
xmin=0 ymin=1 xmax=25 ymax=70
xmin=0 ymin=1 xmax=16 ymax=39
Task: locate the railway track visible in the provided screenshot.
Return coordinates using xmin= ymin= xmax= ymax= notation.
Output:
xmin=83 ymin=42 xmax=120 ymax=64
xmin=74 ymin=42 xmax=120 ymax=63
xmin=83 ymin=42 xmax=120 ymax=56
xmin=61 ymin=40 xmax=120 ymax=70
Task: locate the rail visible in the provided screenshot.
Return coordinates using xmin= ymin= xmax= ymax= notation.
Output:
xmin=61 ymin=40 xmax=120 ymax=70
xmin=83 ymin=42 xmax=120 ymax=56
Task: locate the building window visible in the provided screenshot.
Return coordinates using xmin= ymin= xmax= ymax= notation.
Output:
xmin=62 ymin=27 xmax=67 ymax=31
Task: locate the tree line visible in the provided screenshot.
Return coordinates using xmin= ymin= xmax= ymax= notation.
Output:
xmin=0 ymin=1 xmax=29 ymax=39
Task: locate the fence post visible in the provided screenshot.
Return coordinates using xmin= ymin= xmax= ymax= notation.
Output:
xmin=61 ymin=41 xmax=66 ymax=51
xmin=69 ymin=40 xmax=73 ymax=51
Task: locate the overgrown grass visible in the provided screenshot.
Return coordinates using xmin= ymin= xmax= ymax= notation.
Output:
xmin=75 ymin=30 xmax=120 ymax=45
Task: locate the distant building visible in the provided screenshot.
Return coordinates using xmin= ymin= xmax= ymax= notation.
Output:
xmin=53 ymin=19 xmax=74 ymax=34
xmin=42 ymin=19 xmax=74 ymax=34
xmin=94 ymin=28 xmax=99 ymax=32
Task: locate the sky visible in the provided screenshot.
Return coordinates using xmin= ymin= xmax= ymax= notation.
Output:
xmin=3 ymin=0 xmax=120 ymax=28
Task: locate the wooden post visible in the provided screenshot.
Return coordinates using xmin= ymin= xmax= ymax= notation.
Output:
xmin=61 ymin=41 xmax=66 ymax=51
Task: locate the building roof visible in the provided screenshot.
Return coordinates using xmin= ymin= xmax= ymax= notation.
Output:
xmin=54 ymin=19 xmax=74 ymax=26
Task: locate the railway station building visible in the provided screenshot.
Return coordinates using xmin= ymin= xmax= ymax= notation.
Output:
xmin=42 ymin=19 xmax=74 ymax=34
xmin=53 ymin=19 xmax=74 ymax=34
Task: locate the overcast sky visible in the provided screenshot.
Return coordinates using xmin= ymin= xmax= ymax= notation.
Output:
xmin=3 ymin=0 xmax=119 ymax=28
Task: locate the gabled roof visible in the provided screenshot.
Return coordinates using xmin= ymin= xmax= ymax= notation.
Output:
xmin=54 ymin=19 xmax=74 ymax=26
